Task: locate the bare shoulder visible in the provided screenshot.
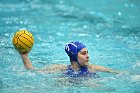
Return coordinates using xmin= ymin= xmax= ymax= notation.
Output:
xmin=51 ymin=64 xmax=67 ymax=69
xmin=88 ymin=64 xmax=99 ymax=72
xmin=90 ymin=64 xmax=119 ymax=74
xmin=89 ymin=64 xmax=100 ymax=69
xmin=89 ymin=64 xmax=107 ymax=71
xmin=47 ymin=64 xmax=67 ymax=71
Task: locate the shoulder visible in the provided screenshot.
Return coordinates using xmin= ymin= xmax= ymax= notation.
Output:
xmin=51 ymin=64 xmax=67 ymax=68
xmin=89 ymin=64 xmax=118 ymax=73
xmin=88 ymin=64 xmax=104 ymax=71
xmin=89 ymin=64 xmax=99 ymax=69
xmin=88 ymin=64 xmax=98 ymax=72
xmin=48 ymin=64 xmax=67 ymax=71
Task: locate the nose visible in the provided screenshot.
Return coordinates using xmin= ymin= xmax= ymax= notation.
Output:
xmin=86 ymin=53 xmax=89 ymax=59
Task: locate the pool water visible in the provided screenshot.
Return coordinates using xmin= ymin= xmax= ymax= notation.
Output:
xmin=0 ymin=0 xmax=140 ymax=93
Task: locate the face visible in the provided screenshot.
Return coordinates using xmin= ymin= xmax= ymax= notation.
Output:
xmin=77 ymin=48 xmax=89 ymax=67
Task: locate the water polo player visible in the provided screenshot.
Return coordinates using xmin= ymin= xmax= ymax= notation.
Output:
xmin=19 ymin=41 xmax=119 ymax=76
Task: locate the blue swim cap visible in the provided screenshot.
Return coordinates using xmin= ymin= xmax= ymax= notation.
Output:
xmin=65 ymin=41 xmax=86 ymax=61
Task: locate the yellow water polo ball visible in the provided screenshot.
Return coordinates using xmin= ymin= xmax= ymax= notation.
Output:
xmin=12 ymin=30 xmax=34 ymax=53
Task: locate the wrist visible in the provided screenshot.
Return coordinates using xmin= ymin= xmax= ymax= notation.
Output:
xmin=20 ymin=53 xmax=28 ymax=59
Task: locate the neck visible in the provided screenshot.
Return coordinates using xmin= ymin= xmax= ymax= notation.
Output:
xmin=71 ymin=61 xmax=89 ymax=71
xmin=71 ymin=61 xmax=81 ymax=71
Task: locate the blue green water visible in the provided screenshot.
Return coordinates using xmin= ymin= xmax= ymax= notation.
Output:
xmin=0 ymin=0 xmax=140 ymax=93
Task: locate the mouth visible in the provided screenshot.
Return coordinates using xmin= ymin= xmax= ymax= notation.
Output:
xmin=85 ymin=59 xmax=89 ymax=62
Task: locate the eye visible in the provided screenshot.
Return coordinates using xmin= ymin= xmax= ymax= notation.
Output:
xmin=81 ymin=51 xmax=87 ymax=55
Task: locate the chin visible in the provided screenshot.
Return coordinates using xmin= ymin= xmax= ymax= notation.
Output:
xmin=84 ymin=62 xmax=89 ymax=66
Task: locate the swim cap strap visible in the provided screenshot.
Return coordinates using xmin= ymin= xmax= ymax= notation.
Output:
xmin=65 ymin=41 xmax=86 ymax=67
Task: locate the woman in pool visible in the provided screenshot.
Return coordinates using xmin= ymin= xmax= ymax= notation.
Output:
xmin=20 ymin=41 xmax=119 ymax=75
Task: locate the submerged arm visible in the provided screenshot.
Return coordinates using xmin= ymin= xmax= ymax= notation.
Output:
xmin=91 ymin=65 xmax=119 ymax=74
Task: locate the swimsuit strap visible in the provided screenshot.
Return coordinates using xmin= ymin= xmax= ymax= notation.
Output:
xmin=66 ymin=65 xmax=88 ymax=73
xmin=64 ymin=65 xmax=100 ymax=78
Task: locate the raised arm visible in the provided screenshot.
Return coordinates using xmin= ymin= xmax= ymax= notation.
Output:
xmin=20 ymin=52 xmax=34 ymax=70
xmin=20 ymin=52 xmax=67 ymax=73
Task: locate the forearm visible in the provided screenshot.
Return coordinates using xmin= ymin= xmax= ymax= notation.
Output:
xmin=20 ymin=53 xmax=34 ymax=69
xmin=105 ymin=68 xmax=119 ymax=74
